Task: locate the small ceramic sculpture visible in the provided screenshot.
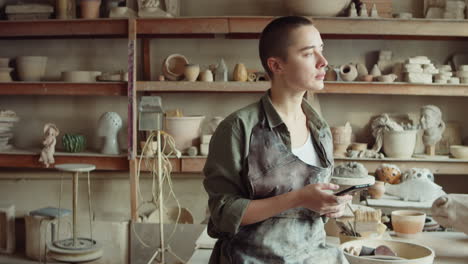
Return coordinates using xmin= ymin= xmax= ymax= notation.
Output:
xmin=375 ymin=163 xmax=401 ymax=184
xmin=420 ymin=105 xmax=445 ymax=155
xmin=370 ymin=64 xmax=381 ymax=77
xmin=370 ymin=4 xmax=379 ymax=18
xmin=184 ymin=64 xmax=200 ymax=82
xmin=339 ymin=64 xmax=358 ymax=81
xmin=214 ymin=58 xmax=228 ymax=82
xmin=401 ymin=168 xmax=434 ymax=182
xmin=331 ymin=122 xmax=352 ymax=157
xmin=368 ymin=181 xmax=385 ymax=199
xmin=356 ymin=63 xmax=368 ymax=80
xmin=333 ymin=162 xmax=368 ymax=178
xmin=208 ymin=116 xmax=223 ymax=134
xmin=39 ymin=123 xmax=60 ymax=168
xmin=138 ymin=0 xmax=171 ymax=17
xmin=199 ymin=69 xmax=213 ymax=82
xmin=233 ymin=63 xmax=248 ymax=82
xmin=370 ymin=113 xmax=404 ymax=152
xmin=97 ymin=112 xmax=122 ymax=155
xmin=385 ymin=177 xmax=445 ymax=202
xmin=62 ymin=134 xmax=86 ymax=153
xmin=359 ymin=3 xmax=368 ymax=17
xmin=348 ymin=2 xmax=358 ymax=17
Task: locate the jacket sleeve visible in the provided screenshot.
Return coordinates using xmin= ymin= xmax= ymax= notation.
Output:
xmin=203 ymin=119 xmax=251 ymax=239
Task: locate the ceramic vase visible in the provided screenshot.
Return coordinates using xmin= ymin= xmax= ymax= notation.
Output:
xmin=165 ymin=116 xmax=205 ymax=153
xmin=383 ymin=130 xmax=417 ymax=158
xmin=62 ymin=134 xmax=86 ymax=152
xmin=325 ymin=65 xmax=337 ymax=81
xmin=368 ymin=180 xmax=385 ymax=199
xmin=16 ymin=56 xmax=47 ymax=81
xmin=199 ymin=69 xmax=213 ymax=82
xmin=233 ymin=63 xmax=248 ymax=82
xmin=81 ymin=0 xmax=101 ymax=18
xmin=184 ymin=64 xmax=200 ymax=81
xmin=339 ymin=64 xmax=358 ymax=82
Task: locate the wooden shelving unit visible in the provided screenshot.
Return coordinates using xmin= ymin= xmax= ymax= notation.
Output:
xmin=0 ymin=82 xmax=127 ymax=96
xmin=0 ymin=19 xmax=128 ymax=38
xmin=136 ymin=81 xmax=269 ymax=92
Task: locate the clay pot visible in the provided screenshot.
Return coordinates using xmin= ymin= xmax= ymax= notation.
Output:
xmin=165 ymin=115 xmax=205 ymax=153
xmin=325 ymin=66 xmax=337 ymax=81
xmin=360 ymin=74 xmax=374 ymax=82
xmin=162 ymin=54 xmax=189 ymax=81
xmin=56 ymin=0 xmax=71 ymax=19
xmin=368 ymin=181 xmax=385 ymax=199
xmin=339 ymin=64 xmax=358 ymax=82
xmin=333 ymin=143 xmax=349 ymax=157
xmin=391 ymin=210 xmax=426 ymax=238
xmin=450 ymin=145 xmax=468 ymax=159
xmin=331 ymin=123 xmax=352 ymax=145
xmin=0 ymin=67 xmax=13 ymax=82
xmin=370 ymin=64 xmax=382 ymax=77
xmin=199 ymin=69 xmax=213 ymax=82
xmin=16 ymin=56 xmax=47 ymax=81
xmin=283 ymin=0 xmax=351 ymax=16
xmin=80 ymin=0 xmax=101 ymax=19
xmin=350 ymin=142 xmax=367 ymax=151
xmin=377 ymin=73 xmax=398 ymax=83
xmin=233 ymin=63 xmax=248 ymax=82
xmin=383 ymin=130 xmax=417 ymax=158
xmin=356 ymin=63 xmax=368 ymax=78
xmin=184 ymin=64 xmax=200 ymax=82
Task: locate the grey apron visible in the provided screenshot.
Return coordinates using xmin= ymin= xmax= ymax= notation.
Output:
xmin=227 ymin=119 xmax=348 ymax=264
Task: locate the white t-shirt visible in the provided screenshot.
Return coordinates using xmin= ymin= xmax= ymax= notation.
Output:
xmin=292 ymin=132 xmax=322 ymax=167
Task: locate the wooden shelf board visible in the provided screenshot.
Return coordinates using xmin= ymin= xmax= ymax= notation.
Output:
xmin=0 ymin=19 xmax=128 ymax=38
xmin=136 ymin=81 xmax=269 ymax=92
xmin=0 ymin=82 xmax=127 ymax=96
xmin=137 ymin=18 xmax=229 ymax=36
xmin=228 ymin=17 xmax=468 ymax=39
xmin=318 ymin=82 xmax=468 ymax=96
xmin=0 ymin=150 xmax=128 ymax=171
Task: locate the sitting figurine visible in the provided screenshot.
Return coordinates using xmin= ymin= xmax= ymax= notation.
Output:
xmin=39 ymin=123 xmax=59 ymax=168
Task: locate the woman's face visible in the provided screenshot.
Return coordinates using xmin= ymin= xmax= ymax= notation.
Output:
xmin=280 ymin=25 xmax=328 ymax=92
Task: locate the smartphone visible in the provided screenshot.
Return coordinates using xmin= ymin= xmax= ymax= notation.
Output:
xmin=334 ymin=183 xmax=372 ymax=196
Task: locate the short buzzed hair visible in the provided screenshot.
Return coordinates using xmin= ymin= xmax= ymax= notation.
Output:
xmin=259 ymin=16 xmax=314 ymax=78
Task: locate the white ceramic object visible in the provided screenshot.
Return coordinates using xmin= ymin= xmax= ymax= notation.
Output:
xmin=0 ymin=204 xmax=15 ymax=254
xmin=0 ymin=67 xmax=13 ymax=82
xmin=385 ymin=177 xmax=444 ymax=202
xmin=331 ymin=175 xmax=375 ymax=186
xmin=370 ymin=64 xmax=381 ymax=77
xmin=340 ymin=239 xmax=434 ymax=264
xmin=383 ymin=130 xmax=417 ymax=158
xmin=199 ymin=69 xmax=213 ymax=82
xmin=391 ymin=210 xmax=426 ymax=238
xmin=450 ymin=145 xmax=468 ymax=159
xmin=284 ymin=0 xmax=351 ymax=16
xmin=162 ymin=54 xmax=189 ymax=81
xmin=61 ymin=71 xmax=97 ymax=82
xmin=109 ymin=7 xmax=136 ymax=18
xmin=16 ymin=56 xmax=47 ymax=81
xmin=339 ymin=64 xmax=358 ymax=81
xmin=97 ymin=112 xmax=122 ymax=155
xmin=165 ymin=115 xmax=205 ymax=153
xmin=377 ymin=73 xmax=397 ymax=83
xmin=184 ymin=64 xmax=200 ymax=81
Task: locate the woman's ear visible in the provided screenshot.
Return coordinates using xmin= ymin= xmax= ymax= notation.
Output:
xmin=267 ymin=57 xmax=284 ymax=76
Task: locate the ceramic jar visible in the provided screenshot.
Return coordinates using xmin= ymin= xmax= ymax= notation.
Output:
xmin=383 ymin=130 xmax=417 ymax=158
xmin=368 ymin=180 xmax=385 ymax=199
xmin=331 ymin=123 xmax=352 ymax=157
xmin=233 ymin=63 xmax=248 ymax=82
xmin=81 ymin=0 xmax=101 ymax=18
xmin=184 ymin=64 xmax=200 ymax=81
xmin=165 ymin=115 xmax=205 ymax=153
xmin=339 ymin=64 xmax=358 ymax=81
xmin=199 ymin=69 xmax=213 ymax=82
xmin=325 ymin=65 xmax=337 ymax=81
xmin=16 ymin=56 xmax=47 ymax=81
xmin=62 ymin=134 xmax=86 ymax=152
xmin=0 ymin=68 xmax=13 ymax=82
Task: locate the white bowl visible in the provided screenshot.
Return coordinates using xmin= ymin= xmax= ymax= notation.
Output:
xmin=340 ymin=239 xmax=434 ymax=264
xmin=391 ymin=210 xmax=426 ymax=238
xmin=284 ymin=0 xmax=351 ymax=16
xmin=450 ymin=145 xmax=468 ymax=159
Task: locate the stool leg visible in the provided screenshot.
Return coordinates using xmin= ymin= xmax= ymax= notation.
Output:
xmin=73 ymin=171 xmax=79 ymax=247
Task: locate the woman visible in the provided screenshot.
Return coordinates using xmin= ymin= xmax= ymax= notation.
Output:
xmin=203 ymin=16 xmax=352 ymax=264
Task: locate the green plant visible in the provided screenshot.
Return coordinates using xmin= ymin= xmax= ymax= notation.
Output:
xmin=62 ymin=134 xmax=86 ymax=153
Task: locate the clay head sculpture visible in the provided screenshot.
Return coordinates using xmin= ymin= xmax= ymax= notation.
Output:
xmin=420 ymin=105 xmax=445 ymax=146
xmin=97 ymin=112 xmax=122 ymax=155
xmin=39 ymin=123 xmax=60 ymax=167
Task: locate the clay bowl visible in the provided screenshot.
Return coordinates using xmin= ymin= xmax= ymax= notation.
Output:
xmin=162 ymin=54 xmax=189 ymax=81
xmin=391 ymin=210 xmax=426 ymax=238
xmin=284 ymin=0 xmax=351 ymax=16
xmin=340 ymin=239 xmax=434 ymax=264
xmin=450 ymin=145 xmax=468 ymax=159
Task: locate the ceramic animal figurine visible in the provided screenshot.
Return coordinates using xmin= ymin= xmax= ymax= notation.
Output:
xmin=375 ymin=164 xmax=401 ymax=184
xmin=39 ymin=123 xmax=60 ymax=168
xmin=97 ymin=112 xmax=122 ymax=155
xmin=385 ymin=177 xmax=445 ymax=202
xmin=401 ymin=168 xmax=434 ymax=182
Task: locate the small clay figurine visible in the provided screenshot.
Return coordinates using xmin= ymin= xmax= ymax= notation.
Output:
xmin=375 ymin=163 xmax=401 ymax=184
xmin=39 ymin=123 xmax=60 ymax=168
xmin=420 ymin=105 xmax=445 ymax=155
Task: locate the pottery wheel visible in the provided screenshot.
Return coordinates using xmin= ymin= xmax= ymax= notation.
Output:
xmin=48 ymin=239 xmax=103 ymax=263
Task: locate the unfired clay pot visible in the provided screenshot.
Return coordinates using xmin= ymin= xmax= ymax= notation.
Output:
xmin=339 ymin=64 xmax=358 ymax=82
xmin=284 ymin=0 xmax=351 ymax=16
xmin=233 ymin=63 xmax=248 ymax=82
xmin=368 ymin=180 xmax=385 ymax=199
xmin=325 ymin=66 xmax=337 ymax=81
xmin=184 ymin=64 xmax=200 ymax=82
xmin=383 ymin=130 xmax=417 ymax=158
xmin=16 ymin=56 xmax=47 ymax=81
xmin=199 ymin=70 xmax=213 ymax=82
xmin=350 ymin=142 xmax=367 ymax=151
xmin=81 ymin=0 xmax=101 ymax=18
xmin=391 ymin=210 xmax=426 ymax=238
xmin=165 ymin=115 xmax=205 ymax=153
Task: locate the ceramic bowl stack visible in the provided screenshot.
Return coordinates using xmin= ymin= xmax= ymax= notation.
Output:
xmin=0 ymin=110 xmax=19 ymax=151
xmin=0 ymin=57 xmax=13 ymax=82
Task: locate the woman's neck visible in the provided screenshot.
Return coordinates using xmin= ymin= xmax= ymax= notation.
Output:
xmin=270 ymin=80 xmax=306 ymax=121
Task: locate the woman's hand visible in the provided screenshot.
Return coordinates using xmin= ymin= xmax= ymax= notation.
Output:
xmin=298 ymin=183 xmax=352 ymax=218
